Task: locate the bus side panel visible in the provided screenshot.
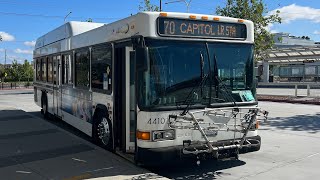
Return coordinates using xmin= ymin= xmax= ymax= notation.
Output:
xmin=47 ymin=90 xmax=54 ymax=115
xmin=60 ymin=86 xmax=93 ymax=136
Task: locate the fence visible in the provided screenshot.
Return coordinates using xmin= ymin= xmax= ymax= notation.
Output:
xmin=257 ymin=83 xmax=320 ymax=97
xmin=0 ymin=82 xmax=33 ymax=89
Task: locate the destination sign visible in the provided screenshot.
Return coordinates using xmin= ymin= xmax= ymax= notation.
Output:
xmin=157 ymin=17 xmax=247 ymax=39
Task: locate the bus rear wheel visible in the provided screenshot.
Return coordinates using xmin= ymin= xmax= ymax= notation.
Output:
xmin=93 ymin=111 xmax=113 ymax=151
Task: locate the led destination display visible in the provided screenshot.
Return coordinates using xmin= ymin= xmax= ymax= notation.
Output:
xmin=158 ymin=17 xmax=247 ymax=39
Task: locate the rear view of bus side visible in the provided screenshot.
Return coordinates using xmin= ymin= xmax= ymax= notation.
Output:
xmin=33 ymin=12 xmax=268 ymax=165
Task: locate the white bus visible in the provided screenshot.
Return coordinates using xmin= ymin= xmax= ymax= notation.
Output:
xmin=34 ymin=12 xmax=267 ymax=165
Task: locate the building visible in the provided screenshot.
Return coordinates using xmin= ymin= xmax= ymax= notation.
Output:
xmin=257 ymin=33 xmax=320 ymax=82
xmin=273 ymin=32 xmax=316 ymax=48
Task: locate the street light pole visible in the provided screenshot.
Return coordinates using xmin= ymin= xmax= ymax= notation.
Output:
xmin=165 ymin=0 xmax=192 ymax=12
xmin=64 ymin=11 xmax=72 ymax=22
xmin=160 ymin=0 xmax=162 ymax=12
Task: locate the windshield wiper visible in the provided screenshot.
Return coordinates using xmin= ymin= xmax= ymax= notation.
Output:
xmin=210 ymin=54 xmax=238 ymax=107
xmin=180 ymin=51 xmax=209 ymax=116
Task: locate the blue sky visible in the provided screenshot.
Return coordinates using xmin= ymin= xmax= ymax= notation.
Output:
xmin=0 ymin=0 xmax=319 ymax=64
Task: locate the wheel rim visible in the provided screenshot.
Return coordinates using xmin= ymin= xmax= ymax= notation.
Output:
xmin=97 ymin=117 xmax=110 ymax=145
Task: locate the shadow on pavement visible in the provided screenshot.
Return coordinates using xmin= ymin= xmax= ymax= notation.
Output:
xmin=148 ymin=159 xmax=245 ymax=179
xmin=0 ymin=109 xmax=154 ymax=179
xmin=266 ymin=113 xmax=320 ymax=134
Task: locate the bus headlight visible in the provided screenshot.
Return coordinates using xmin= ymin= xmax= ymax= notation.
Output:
xmin=152 ymin=130 xmax=175 ymax=141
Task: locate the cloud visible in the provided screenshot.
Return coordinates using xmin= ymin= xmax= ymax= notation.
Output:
xmin=14 ymin=48 xmax=33 ymax=54
xmin=269 ymin=4 xmax=320 ymax=24
xmin=314 ymin=30 xmax=320 ymax=35
xmin=0 ymin=31 xmax=15 ymax=41
xmin=270 ymin=30 xmax=279 ymax=34
xmin=24 ymin=41 xmax=36 ymax=47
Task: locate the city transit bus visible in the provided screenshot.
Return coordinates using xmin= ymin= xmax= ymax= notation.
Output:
xmin=33 ymin=12 xmax=268 ymax=165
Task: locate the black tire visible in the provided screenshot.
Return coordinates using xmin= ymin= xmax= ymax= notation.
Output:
xmin=93 ymin=111 xmax=114 ymax=151
xmin=41 ymin=94 xmax=48 ymax=119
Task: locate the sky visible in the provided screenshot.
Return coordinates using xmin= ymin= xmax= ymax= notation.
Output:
xmin=0 ymin=0 xmax=319 ymax=64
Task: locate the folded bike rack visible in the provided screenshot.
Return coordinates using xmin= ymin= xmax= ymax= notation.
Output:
xmin=168 ymin=107 xmax=268 ymax=161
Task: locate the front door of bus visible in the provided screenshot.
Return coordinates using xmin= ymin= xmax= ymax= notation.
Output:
xmin=114 ymin=46 xmax=136 ymax=153
xmin=53 ymin=55 xmax=62 ymax=117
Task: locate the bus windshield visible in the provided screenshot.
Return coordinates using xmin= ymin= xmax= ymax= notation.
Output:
xmin=137 ymin=39 xmax=255 ymax=109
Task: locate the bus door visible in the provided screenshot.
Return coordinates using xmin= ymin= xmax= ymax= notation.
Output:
xmin=114 ymin=46 xmax=136 ymax=153
xmin=53 ymin=55 xmax=62 ymax=117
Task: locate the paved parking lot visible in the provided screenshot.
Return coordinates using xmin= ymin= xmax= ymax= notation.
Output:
xmin=0 ymin=92 xmax=163 ymax=180
xmin=0 ymin=91 xmax=319 ymax=180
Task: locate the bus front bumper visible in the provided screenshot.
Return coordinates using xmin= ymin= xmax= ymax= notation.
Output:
xmin=136 ymin=135 xmax=261 ymax=165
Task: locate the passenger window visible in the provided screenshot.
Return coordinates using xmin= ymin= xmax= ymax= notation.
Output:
xmin=62 ymin=54 xmax=73 ymax=85
xmin=36 ymin=59 xmax=41 ymax=81
xmin=47 ymin=57 xmax=53 ymax=83
xmin=75 ymin=50 xmax=90 ymax=88
xmin=42 ymin=58 xmax=47 ymax=82
xmin=91 ymin=45 xmax=112 ymax=94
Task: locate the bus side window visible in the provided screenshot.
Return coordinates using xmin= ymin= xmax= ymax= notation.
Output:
xmin=62 ymin=54 xmax=73 ymax=85
xmin=36 ymin=59 xmax=41 ymax=81
xmin=91 ymin=44 xmax=112 ymax=94
xmin=42 ymin=58 xmax=47 ymax=82
xmin=75 ymin=49 xmax=90 ymax=89
xmin=47 ymin=57 xmax=53 ymax=83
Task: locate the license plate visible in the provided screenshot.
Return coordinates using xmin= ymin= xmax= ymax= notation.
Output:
xmin=204 ymin=129 xmax=218 ymax=137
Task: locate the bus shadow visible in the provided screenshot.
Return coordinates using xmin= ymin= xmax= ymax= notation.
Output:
xmin=266 ymin=113 xmax=320 ymax=133
xmin=148 ymin=159 xmax=245 ymax=179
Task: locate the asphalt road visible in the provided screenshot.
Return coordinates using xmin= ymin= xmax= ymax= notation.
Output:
xmin=149 ymin=101 xmax=320 ymax=180
xmin=0 ymin=92 xmax=164 ymax=180
xmin=1 ymin=92 xmax=320 ymax=180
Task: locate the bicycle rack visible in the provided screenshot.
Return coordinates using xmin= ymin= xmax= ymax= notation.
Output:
xmin=168 ymin=107 xmax=268 ymax=160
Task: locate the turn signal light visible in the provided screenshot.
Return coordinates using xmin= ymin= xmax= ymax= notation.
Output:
xmin=137 ymin=131 xmax=150 ymax=140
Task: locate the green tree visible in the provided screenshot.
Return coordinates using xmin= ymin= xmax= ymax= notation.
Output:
xmin=22 ymin=60 xmax=33 ymax=82
xmin=8 ymin=60 xmax=24 ymax=82
xmin=216 ymin=0 xmax=281 ymax=60
xmin=0 ymin=64 xmax=5 ymax=82
xmin=139 ymin=0 xmax=160 ymax=11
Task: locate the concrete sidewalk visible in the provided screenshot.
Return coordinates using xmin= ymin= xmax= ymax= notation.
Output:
xmin=0 ymin=88 xmax=34 ymax=95
xmin=0 ymin=106 xmax=164 ymax=179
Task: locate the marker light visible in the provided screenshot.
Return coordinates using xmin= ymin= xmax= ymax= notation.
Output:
xmin=159 ymin=12 xmax=168 ymax=17
xmin=238 ymin=19 xmax=245 ymax=23
xmin=213 ymin=17 xmax=220 ymax=21
xmin=189 ymin=15 xmax=196 ymax=19
xmin=201 ymin=16 xmax=208 ymax=20
xmin=137 ymin=131 xmax=150 ymax=140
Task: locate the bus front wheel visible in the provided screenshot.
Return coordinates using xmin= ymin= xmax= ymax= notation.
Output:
xmin=93 ymin=111 xmax=113 ymax=151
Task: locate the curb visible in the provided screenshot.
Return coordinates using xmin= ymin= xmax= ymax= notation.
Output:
xmin=258 ymin=97 xmax=320 ymax=105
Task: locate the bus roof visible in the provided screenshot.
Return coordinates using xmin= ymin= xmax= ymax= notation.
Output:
xmin=34 ymin=12 xmax=254 ymax=57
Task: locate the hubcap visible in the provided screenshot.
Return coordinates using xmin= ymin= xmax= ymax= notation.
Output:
xmin=97 ymin=117 xmax=110 ymax=145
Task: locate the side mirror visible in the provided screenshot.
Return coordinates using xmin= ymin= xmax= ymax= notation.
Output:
xmin=135 ymin=47 xmax=149 ymax=71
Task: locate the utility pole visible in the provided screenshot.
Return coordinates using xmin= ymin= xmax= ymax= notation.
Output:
xmin=4 ymin=49 xmax=6 ymax=65
xmin=160 ymin=0 xmax=162 ymax=12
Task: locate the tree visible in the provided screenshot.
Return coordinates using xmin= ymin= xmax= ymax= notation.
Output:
xmin=86 ymin=18 xmax=93 ymax=22
xmin=0 ymin=65 xmax=5 ymax=82
xmin=139 ymin=0 xmax=160 ymax=11
xmin=8 ymin=60 xmax=24 ymax=82
xmin=216 ymin=0 xmax=281 ymax=61
xmin=22 ymin=60 xmax=33 ymax=82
